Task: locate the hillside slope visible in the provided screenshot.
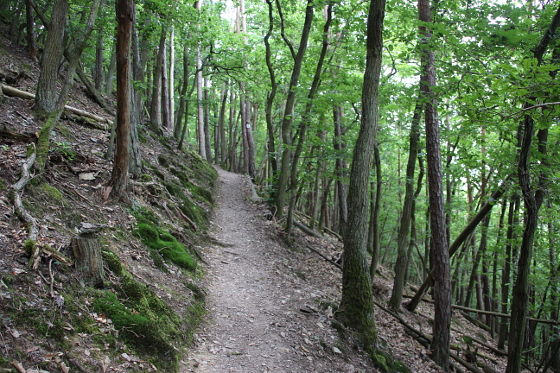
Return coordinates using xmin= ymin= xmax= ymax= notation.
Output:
xmin=0 ymin=28 xmax=217 ymax=372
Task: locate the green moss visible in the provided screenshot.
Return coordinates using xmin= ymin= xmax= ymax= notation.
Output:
xmin=0 ymin=179 xmax=6 ymax=191
xmin=103 ymin=250 xmax=125 ymax=276
xmin=368 ymin=347 xmax=410 ymax=373
xmin=163 ymin=180 xmax=205 ymax=227
xmin=24 ymin=239 xmax=36 ymax=256
xmin=134 ymin=223 xmax=196 ymax=271
xmin=132 ymin=206 xmax=160 ymax=226
xmin=140 ymin=174 xmax=153 ymax=182
xmin=37 ymin=182 xmax=64 ymax=201
xmin=149 ymin=165 xmax=165 ymax=180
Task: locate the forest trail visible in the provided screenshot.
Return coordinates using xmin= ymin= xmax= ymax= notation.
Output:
xmin=182 ymin=168 xmax=370 ymax=373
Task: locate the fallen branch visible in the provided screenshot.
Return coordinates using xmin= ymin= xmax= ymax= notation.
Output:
xmin=305 ymin=245 xmax=342 ymax=269
xmin=293 ymin=220 xmax=322 ymax=238
xmin=0 ymin=84 xmax=112 ymax=127
xmin=294 ymin=210 xmax=342 ymax=240
xmin=405 ymin=294 xmax=559 ymax=325
xmin=373 ymin=300 xmax=496 ymax=373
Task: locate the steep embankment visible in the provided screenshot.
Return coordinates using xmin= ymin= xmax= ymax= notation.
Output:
xmin=0 ymin=28 xmax=217 ymax=372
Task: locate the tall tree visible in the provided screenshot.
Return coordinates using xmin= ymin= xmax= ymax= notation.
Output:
xmin=109 ymin=0 xmax=134 ymax=200
xmin=338 ymin=0 xmax=385 ymax=350
xmin=506 ymin=6 xmax=560 ymax=372
xmin=418 ymin=0 xmax=451 ymax=369
xmin=274 ymin=0 xmax=314 ymax=217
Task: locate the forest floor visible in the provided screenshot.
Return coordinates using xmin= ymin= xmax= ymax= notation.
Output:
xmin=181 ymin=169 xmax=447 ymax=373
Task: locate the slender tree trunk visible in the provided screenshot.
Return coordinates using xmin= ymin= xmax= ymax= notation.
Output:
xmin=498 ymin=196 xmax=519 ymax=349
xmin=175 ymin=44 xmax=189 ymax=140
xmin=264 ymin=0 xmax=278 ymax=177
xmin=333 ymin=105 xmax=348 ymax=236
xmin=275 ymin=0 xmax=314 ymax=217
xmin=129 ymin=17 xmax=142 ymax=178
xmin=338 ymin=0 xmax=385 ymax=350
xmin=368 ymin=144 xmax=381 ymax=278
xmin=418 ymin=0 xmax=451 ymax=369
xmin=109 ymin=0 xmax=133 ymax=201
xmin=169 ymin=26 xmax=175 ymax=132
xmin=105 ymin=43 xmax=116 ymax=95
xmin=217 ymin=83 xmax=228 ymax=165
xmin=286 ymin=2 xmax=332 ymax=239
xmin=25 ymin=0 xmax=37 ymax=60
xmin=506 ymin=6 xmax=560 ymax=371
xmin=95 ymin=33 xmax=103 ymax=91
xmin=161 ymin=35 xmax=171 ymax=132
xmin=195 ymin=0 xmax=206 ymax=160
xmin=149 ymin=30 xmax=165 ymax=129
xmin=389 ymin=94 xmax=422 ymax=310
xmin=204 ymin=78 xmax=212 ymax=162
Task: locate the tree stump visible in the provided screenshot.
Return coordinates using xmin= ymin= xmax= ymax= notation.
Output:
xmin=71 ymin=223 xmax=107 ymax=287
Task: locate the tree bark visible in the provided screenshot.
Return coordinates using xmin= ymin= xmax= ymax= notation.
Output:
xmin=149 ymin=30 xmax=165 ymax=129
xmin=275 ymin=0 xmax=314 ymax=217
xmin=109 ymin=0 xmax=133 ymax=201
xmin=34 ymin=0 xmax=68 ymax=117
xmin=418 ymin=0 xmax=451 ymax=369
xmin=338 ymin=0 xmax=385 ymax=349
xmin=389 ymin=93 xmax=422 ymax=310
xmin=506 ymin=6 xmax=560 ymax=372
xmin=25 ymin=0 xmax=37 ymax=61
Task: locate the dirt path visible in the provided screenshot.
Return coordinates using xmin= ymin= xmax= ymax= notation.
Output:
xmin=183 ymin=169 xmax=371 ymax=373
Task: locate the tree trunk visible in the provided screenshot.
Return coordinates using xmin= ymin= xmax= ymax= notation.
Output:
xmin=506 ymin=6 xmax=560 ymax=371
xmin=418 ymin=0 xmax=451 ymax=369
xmin=389 ymin=94 xmax=422 ymax=310
xmin=204 ymin=79 xmax=212 ymax=162
xmin=72 ymin=232 xmax=104 ymax=287
xmin=94 ymin=33 xmax=103 ymax=91
xmin=264 ymin=0 xmax=278 ymax=177
xmin=168 ymin=26 xmax=175 ymax=133
xmin=129 ymin=20 xmax=143 ymax=178
xmin=105 ymin=43 xmax=116 ymax=95
xmin=368 ymin=145 xmax=381 ymax=278
xmin=149 ymin=30 xmax=165 ymax=129
xmin=34 ymin=0 xmax=68 ymax=118
xmin=109 ymin=0 xmax=133 ymax=201
xmin=286 ymin=2 xmax=332 ymax=239
xmin=275 ymin=0 xmax=314 ymax=217
xmin=25 ymin=0 xmax=37 ymax=60
xmin=338 ymin=0 xmax=385 ymax=350
xmin=161 ymin=33 xmax=171 ymax=132
xmin=217 ymin=83 xmax=228 ymax=165
xmin=333 ymin=105 xmax=348 ymax=237
xmin=175 ymin=43 xmax=190 ymax=140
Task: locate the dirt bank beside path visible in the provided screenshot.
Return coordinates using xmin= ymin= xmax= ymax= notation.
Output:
xmin=182 ymin=168 xmax=373 ymax=373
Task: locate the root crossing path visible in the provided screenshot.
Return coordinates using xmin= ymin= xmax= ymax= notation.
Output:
xmin=183 ymin=169 xmax=370 ymax=373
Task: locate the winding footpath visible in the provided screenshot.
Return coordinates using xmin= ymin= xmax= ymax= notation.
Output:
xmin=182 ymin=169 xmax=367 ymax=373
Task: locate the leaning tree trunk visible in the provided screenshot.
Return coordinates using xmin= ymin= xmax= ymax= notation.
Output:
xmin=506 ymin=6 xmax=560 ymax=372
xmin=338 ymin=0 xmax=385 ymax=350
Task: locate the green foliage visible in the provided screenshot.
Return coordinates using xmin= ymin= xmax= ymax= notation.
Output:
xmin=134 ymin=222 xmax=196 ymax=271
